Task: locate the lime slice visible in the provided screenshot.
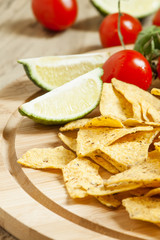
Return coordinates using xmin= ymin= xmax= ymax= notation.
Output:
xmin=91 ymin=0 xmax=160 ymax=18
xmin=18 ymin=52 xmax=108 ymax=91
xmin=19 ymin=68 xmax=103 ymax=125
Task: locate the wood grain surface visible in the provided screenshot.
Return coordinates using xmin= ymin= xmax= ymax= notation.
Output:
xmin=0 ymin=0 xmax=157 ymax=239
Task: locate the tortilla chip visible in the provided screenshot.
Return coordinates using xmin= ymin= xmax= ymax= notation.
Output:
xmin=123 ymin=119 xmax=143 ymax=127
xmin=140 ymin=100 xmax=160 ymax=123
xmin=76 ymin=126 xmax=153 ymax=157
xmin=144 ymin=122 xmax=160 ymax=127
xmin=100 ymin=83 xmax=133 ymax=121
xmin=145 ymin=187 xmax=160 ymax=197
xmin=105 ymin=150 xmax=160 ymax=188
xmin=122 ymin=196 xmax=160 ymax=226
xmin=154 ymin=141 xmax=160 ymax=152
xmin=85 ymin=116 xmax=123 ymax=128
xmin=87 ymin=182 xmax=142 ymax=196
xmin=60 ymin=116 xmax=123 ymax=131
xmin=151 ymin=88 xmax=160 ymax=96
xmin=17 ymin=146 xmax=76 ymax=169
xmin=112 ymin=78 xmax=143 ymax=120
xmin=60 ymin=119 xmax=90 ymax=131
xmin=129 ymin=188 xmax=152 ymax=197
xmin=100 ymin=130 xmax=158 ymax=171
xmin=96 ymin=195 xmax=121 ymax=208
xmin=58 ymin=132 xmax=77 ymax=152
xmin=89 ymin=152 xmax=119 ymax=174
xmin=62 ymin=157 xmax=104 ymax=199
xmin=112 ymin=78 xmax=160 ymax=114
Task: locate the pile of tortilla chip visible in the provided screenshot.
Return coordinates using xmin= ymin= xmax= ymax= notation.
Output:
xmin=18 ymin=78 xmax=160 ymax=227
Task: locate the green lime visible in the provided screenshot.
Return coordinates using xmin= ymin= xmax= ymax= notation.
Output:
xmin=91 ymin=0 xmax=160 ymax=18
xmin=18 ymin=52 xmax=108 ymax=91
xmin=19 ymin=68 xmax=103 ymax=125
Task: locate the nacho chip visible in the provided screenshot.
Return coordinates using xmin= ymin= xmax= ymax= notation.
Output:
xmin=87 ymin=182 xmax=142 ymax=196
xmin=151 ymin=88 xmax=160 ymax=96
xmin=76 ymin=126 xmax=153 ymax=157
xmin=140 ymin=99 xmax=160 ymax=123
xmin=145 ymin=187 xmax=160 ymax=197
xmin=60 ymin=116 xmax=123 ymax=131
xmin=112 ymin=78 xmax=142 ymax=120
xmin=129 ymin=187 xmax=152 ymax=197
xmin=62 ymin=157 xmax=104 ymax=199
xmin=100 ymin=130 xmax=157 ymax=171
xmin=154 ymin=141 xmax=160 ymax=152
xmin=123 ymin=119 xmax=143 ymax=127
xmin=17 ymin=146 xmax=76 ymax=169
xmin=85 ymin=116 xmax=123 ymax=128
xmin=58 ymin=131 xmax=77 ymax=152
xmin=105 ymin=150 xmax=160 ymax=188
xmin=60 ymin=119 xmax=90 ymax=131
xmin=100 ymin=83 xmax=133 ymax=120
xmin=89 ymin=152 xmax=119 ymax=174
xmin=96 ymin=195 xmax=121 ymax=208
xmin=122 ymin=196 xmax=160 ymax=226
xmin=112 ymin=78 xmax=160 ymax=115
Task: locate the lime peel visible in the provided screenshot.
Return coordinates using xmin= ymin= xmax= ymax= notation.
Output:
xmin=19 ymin=67 xmax=103 ymax=125
xmin=91 ymin=0 xmax=160 ymax=18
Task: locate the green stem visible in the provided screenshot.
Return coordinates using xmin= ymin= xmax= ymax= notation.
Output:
xmin=118 ymin=0 xmax=126 ymax=49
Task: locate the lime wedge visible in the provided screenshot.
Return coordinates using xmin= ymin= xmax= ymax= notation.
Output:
xmin=19 ymin=68 xmax=103 ymax=125
xmin=18 ymin=52 xmax=108 ymax=91
xmin=91 ymin=0 xmax=160 ymax=18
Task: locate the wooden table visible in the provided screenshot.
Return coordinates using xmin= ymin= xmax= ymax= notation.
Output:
xmin=0 ymin=0 xmax=154 ymax=239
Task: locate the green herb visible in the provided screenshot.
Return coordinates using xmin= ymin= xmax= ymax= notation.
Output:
xmin=118 ymin=0 xmax=126 ymax=49
xmin=134 ymin=25 xmax=160 ymax=77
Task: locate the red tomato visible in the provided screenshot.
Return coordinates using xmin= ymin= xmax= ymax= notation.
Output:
xmin=102 ymin=50 xmax=152 ymax=90
xmin=32 ymin=0 xmax=78 ymax=31
xmin=99 ymin=13 xmax=142 ymax=48
xmin=153 ymin=9 xmax=160 ymax=26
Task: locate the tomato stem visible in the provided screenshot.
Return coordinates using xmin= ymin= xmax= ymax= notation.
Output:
xmin=118 ymin=0 xmax=126 ymax=49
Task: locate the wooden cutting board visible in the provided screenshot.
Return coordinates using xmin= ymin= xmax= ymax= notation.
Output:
xmin=1 ymin=46 xmax=160 ymax=240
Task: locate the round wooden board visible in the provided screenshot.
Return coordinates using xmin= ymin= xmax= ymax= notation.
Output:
xmin=1 ymin=46 xmax=160 ymax=240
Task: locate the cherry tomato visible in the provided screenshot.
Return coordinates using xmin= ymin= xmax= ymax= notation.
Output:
xmin=153 ymin=9 xmax=160 ymax=26
xmin=102 ymin=50 xmax=152 ymax=90
xmin=32 ymin=0 xmax=78 ymax=31
xmin=99 ymin=13 xmax=142 ymax=48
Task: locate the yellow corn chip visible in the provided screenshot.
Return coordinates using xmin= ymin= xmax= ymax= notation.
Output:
xmin=17 ymin=146 xmax=76 ymax=169
xmin=112 ymin=78 xmax=142 ymax=120
xmin=100 ymin=83 xmax=133 ymax=121
xmin=105 ymin=150 xmax=160 ymax=188
xmin=100 ymin=130 xmax=158 ymax=171
xmin=154 ymin=141 xmax=160 ymax=152
xmin=88 ymin=152 xmax=119 ymax=174
xmin=129 ymin=187 xmax=152 ymax=197
xmin=140 ymin=100 xmax=160 ymax=123
xmin=76 ymin=126 xmax=153 ymax=157
xmin=60 ymin=116 xmax=123 ymax=131
xmin=87 ymin=182 xmax=142 ymax=196
xmin=151 ymin=88 xmax=160 ymax=96
xmin=122 ymin=196 xmax=160 ymax=226
xmin=58 ymin=131 xmax=77 ymax=152
xmin=123 ymin=119 xmax=143 ymax=127
xmin=85 ymin=116 xmax=123 ymax=128
xmin=96 ymin=195 xmax=121 ymax=208
xmin=112 ymin=78 xmax=160 ymax=114
xmin=145 ymin=187 xmax=160 ymax=197
xmin=60 ymin=119 xmax=90 ymax=131
xmin=62 ymin=157 xmax=104 ymax=199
